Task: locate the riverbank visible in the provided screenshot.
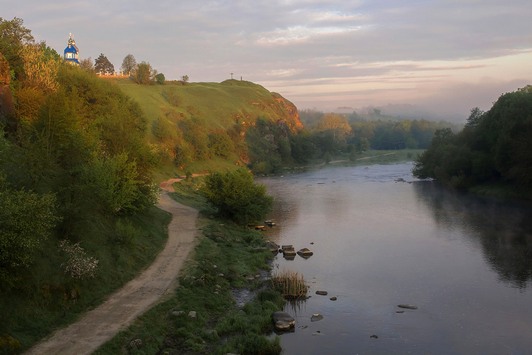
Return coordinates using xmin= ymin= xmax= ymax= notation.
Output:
xmin=96 ymin=178 xmax=285 ymax=354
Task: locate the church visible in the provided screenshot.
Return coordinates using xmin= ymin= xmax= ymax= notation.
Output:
xmin=64 ymin=33 xmax=80 ymax=65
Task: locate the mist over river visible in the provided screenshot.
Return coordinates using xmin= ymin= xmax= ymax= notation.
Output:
xmin=260 ymin=162 xmax=532 ymax=355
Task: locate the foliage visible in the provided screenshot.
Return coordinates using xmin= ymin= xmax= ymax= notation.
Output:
xmin=246 ymin=118 xmax=292 ymax=174
xmin=133 ymin=61 xmax=155 ymax=84
xmin=414 ymin=86 xmax=532 ymax=193
xmin=81 ymin=153 xmax=147 ymax=214
xmin=120 ymin=54 xmax=136 ymax=76
xmin=0 ymin=175 xmax=59 ymax=285
xmin=202 ymin=168 xmax=273 ymax=224
xmin=0 ymin=17 xmax=34 ymax=81
xmin=94 ymin=53 xmax=114 ymax=75
xmin=79 ymin=57 xmax=94 ymax=73
xmin=59 ymin=239 xmax=99 ymax=280
xmin=20 ymin=42 xmax=61 ymax=92
xmin=154 ymin=72 xmax=165 ymax=85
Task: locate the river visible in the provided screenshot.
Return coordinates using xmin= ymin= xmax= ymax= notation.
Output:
xmin=260 ymin=162 xmax=532 ymax=355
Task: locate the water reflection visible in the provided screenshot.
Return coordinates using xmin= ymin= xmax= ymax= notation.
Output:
xmin=413 ymin=181 xmax=532 ymax=289
xmin=262 ymin=164 xmax=532 ymax=354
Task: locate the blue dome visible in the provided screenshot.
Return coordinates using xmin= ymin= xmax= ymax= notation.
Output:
xmin=64 ymin=45 xmax=77 ymax=53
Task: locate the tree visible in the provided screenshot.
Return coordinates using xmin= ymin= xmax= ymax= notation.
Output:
xmin=94 ymin=53 xmax=114 ymax=75
xmin=155 ymin=72 xmax=165 ymax=85
xmin=0 ymin=17 xmax=34 ymax=81
xmin=133 ymin=61 xmax=155 ymax=84
xmin=181 ymin=75 xmax=189 ymax=83
xmin=0 ymin=176 xmax=59 ymax=285
xmin=121 ymin=54 xmax=136 ymax=76
xmin=79 ymin=57 xmax=94 ymax=73
xmin=202 ymin=168 xmax=273 ymax=224
xmin=20 ymin=42 xmax=61 ymax=92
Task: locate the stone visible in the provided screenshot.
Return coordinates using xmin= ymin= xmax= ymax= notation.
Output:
xmin=272 ymin=311 xmax=295 ymax=331
xmin=311 ymin=313 xmax=323 ymax=322
xmin=188 ymin=310 xmax=197 ymax=318
xmin=265 ymin=241 xmax=280 ymax=253
xmin=170 ymin=310 xmax=185 ymax=317
xmin=397 ymin=304 xmax=418 ymax=310
xmin=329 ymin=296 xmax=337 ymax=301
xmin=297 ymin=248 xmax=314 ymax=258
xmin=370 ymin=334 xmax=379 ymax=339
xmin=315 ymin=290 xmax=328 ymax=296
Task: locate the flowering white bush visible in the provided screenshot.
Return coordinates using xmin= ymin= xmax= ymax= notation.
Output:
xmin=59 ymin=240 xmax=99 ymax=279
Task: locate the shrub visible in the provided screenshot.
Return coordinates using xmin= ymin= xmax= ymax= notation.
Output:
xmin=201 ymin=168 xmax=273 ymax=224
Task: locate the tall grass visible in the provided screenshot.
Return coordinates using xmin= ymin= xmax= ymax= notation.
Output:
xmin=271 ymin=271 xmax=308 ymax=299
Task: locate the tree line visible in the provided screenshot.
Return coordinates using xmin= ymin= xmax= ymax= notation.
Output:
xmin=242 ymin=112 xmax=457 ymax=174
xmin=414 ymin=86 xmax=532 ymax=193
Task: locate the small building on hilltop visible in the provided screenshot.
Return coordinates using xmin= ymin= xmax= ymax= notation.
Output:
xmin=64 ymin=33 xmax=80 ymax=65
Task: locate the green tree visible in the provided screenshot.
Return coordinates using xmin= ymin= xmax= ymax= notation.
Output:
xmin=0 ymin=17 xmax=34 ymax=81
xmin=94 ymin=53 xmax=114 ymax=75
xmin=133 ymin=61 xmax=155 ymax=84
xmin=202 ymin=168 xmax=273 ymax=224
xmin=155 ymin=72 xmax=165 ymax=85
xmin=82 ymin=153 xmax=144 ymax=214
xmin=120 ymin=54 xmax=136 ymax=76
xmin=0 ymin=176 xmax=59 ymax=285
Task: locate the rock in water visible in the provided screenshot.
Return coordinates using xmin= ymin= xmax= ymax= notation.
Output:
xmin=315 ymin=290 xmax=328 ymax=296
xmin=397 ymin=304 xmax=418 ymax=310
xmin=272 ymin=311 xmax=295 ymax=331
xmin=297 ymin=248 xmax=314 ymax=258
xmin=311 ymin=313 xmax=323 ymax=322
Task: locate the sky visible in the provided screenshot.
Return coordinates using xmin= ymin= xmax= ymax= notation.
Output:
xmin=2 ymin=0 xmax=532 ymax=121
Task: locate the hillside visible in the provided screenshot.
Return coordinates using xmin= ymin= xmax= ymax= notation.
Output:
xmin=116 ymin=79 xmax=301 ymax=131
xmin=111 ymin=78 xmax=303 ymax=174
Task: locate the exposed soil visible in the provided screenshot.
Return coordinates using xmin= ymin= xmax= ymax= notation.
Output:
xmin=25 ymin=179 xmax=198 ymax=354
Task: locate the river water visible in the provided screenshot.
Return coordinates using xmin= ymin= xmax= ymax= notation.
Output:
xmin=260 ymin=162 xmax=532 ymax=355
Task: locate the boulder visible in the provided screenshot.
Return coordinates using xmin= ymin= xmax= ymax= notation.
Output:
xmin=265 ymin=241 xmax=280 ymax=253
xmin=315 ymin=290 xmax=328 ymax=296
xmin=272 ymin=311 xmax=295 ymax=331
xmin=297 ymin=248 xmax=313 ymax=258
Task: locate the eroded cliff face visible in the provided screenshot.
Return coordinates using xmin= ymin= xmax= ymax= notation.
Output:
xmin=270 ymin=92 xmax=304 ymax=133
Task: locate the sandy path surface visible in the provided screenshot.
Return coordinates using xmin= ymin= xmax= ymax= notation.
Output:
xmin=25 ymin=181 xmax=198 ymax=355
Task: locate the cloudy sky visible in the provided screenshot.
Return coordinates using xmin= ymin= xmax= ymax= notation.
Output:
xmin=3 ymin=0 xmax=532 ymax=121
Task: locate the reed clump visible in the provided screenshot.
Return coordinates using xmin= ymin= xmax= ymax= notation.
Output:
xmin=271 ymin=271 xmax=308 ymax=299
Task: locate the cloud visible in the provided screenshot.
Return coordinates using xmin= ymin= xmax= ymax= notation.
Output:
xmin=2 ymin=0 xmax=531 ymax=119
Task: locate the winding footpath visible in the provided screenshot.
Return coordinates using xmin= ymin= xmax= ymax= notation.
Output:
xmin=25 ymin=180 xmax=198 ymax=355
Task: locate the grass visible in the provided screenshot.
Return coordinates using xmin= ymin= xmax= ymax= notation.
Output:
xmin=95 ymin=185 xmax=285 ymax=354
xmin=113 ymin=79 xmax=299 ymax=141
xmin=271 ymin=271 xmax=308 ymax=299
xmin=0 ymin=206 xmax=171 ymax=354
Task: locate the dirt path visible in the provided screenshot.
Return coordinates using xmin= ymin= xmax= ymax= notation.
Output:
xmin=25 ymin=181 xmax=198 ymax=355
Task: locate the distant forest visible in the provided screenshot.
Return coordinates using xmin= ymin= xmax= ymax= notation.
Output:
xmin=414 ymin=85 xmax=532 ymax=195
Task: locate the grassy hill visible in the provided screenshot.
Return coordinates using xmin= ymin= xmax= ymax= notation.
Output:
xmin=111 ymin=78 xmax=302 ymax=176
